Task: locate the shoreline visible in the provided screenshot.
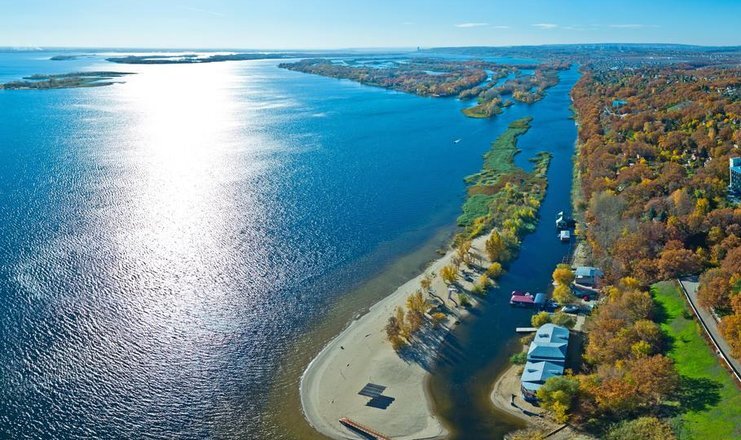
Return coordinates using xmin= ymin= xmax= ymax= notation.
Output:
xmin=300 ymin=234 xmax=492 ymax=439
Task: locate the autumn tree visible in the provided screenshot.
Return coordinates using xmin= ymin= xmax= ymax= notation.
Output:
xmin=553 ymin=284 xmax=576 ymax=305
xmin=626 ymin=355 xmax=679 ymax=406
xmin=508 ymin=428 xmax=547 ymax=440
xmin=531 ymin=311 xmax=552 ymax=327
xmin=406 ymin=290 xmax=429 ymax=315
xmin=719 ymin=314 xmax=741 ymax=358
xmin=657 ymin=247 xmax=703 ymax=279
xmin=456 ymin=239 xmax=472 ymax=263
xmin=440 ymin=264 xmax=459 ymax=285
xmin=536 ymin=375 xmax=580 ymax=423
xmin=553 ymin=264 xmax=575 ymax=285
xmin=486 ymin=262 xmax=503 ymax=278
xmin=485 ymin=229 xmax=508 ymax=262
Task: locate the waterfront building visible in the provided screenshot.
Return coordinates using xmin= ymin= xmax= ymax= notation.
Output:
xmin=574 ymin=266 xmax=603 ymax=287
xmin=520 ymin=324 xmax=570 ymax=400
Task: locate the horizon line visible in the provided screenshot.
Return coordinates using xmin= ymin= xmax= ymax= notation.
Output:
xmin=1 ymin=42 xmax=740 ymax=52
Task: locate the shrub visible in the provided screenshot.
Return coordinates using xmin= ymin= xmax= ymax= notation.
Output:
xmin=510 ymin=352 xmax=527 ymax=365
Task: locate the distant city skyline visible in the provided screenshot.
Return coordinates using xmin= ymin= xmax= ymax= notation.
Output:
xmin=1 ymin=0 xmax=739 ymax=49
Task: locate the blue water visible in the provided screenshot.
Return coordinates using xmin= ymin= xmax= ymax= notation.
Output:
xmin=0 ymin=51 xmax=560 ymax=438
xmin=429 ymin=66 xmax=580 ymax=439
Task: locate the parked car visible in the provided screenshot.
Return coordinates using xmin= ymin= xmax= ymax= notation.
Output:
xmin=561 ymin=304 xmax=580 ymax=314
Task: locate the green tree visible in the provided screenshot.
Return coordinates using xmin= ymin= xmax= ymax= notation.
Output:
xmin=536 ymin=376 xmax=579 ymax=423
xmin=606 ymin=417 xmax=676 ymax=440
xmin=531 ymin=311 xmax=552 ymax=327
xmin=551 ymin=312 xmax=576 ymax=329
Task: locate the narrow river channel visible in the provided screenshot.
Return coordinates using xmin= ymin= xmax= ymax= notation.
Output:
xmin=428 ymin=66 xmax=581 ymax=439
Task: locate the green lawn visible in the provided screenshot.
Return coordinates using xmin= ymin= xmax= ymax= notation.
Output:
xmin=652 ymin=281 xmax=741 ymax=439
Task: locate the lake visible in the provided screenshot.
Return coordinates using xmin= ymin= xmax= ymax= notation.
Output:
xmin=0 ymin=51 xmax=574 ymax=438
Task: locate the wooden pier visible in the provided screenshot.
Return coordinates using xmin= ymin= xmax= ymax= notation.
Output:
xmin=339 ymin=417 xmax=391 ymax=440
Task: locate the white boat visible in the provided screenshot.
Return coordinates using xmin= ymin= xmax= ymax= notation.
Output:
xmin=453 ymin=138 xmax=462 ymax=144
xmin=559 ymin=230 xmax=571 ymax=242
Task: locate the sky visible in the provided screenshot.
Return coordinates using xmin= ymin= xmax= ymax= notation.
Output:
xmin=0 ymin=0 xmax=739 ymax=49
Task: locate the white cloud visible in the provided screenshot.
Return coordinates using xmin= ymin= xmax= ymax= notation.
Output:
xmin=491 ymin=25 xmax=510 ymax=29
xmin=455 ymin=22 xmax=489 ymax=28
xmin=609 ymin=24 xmax=659 ymax=29
xmin=532 ymin=23 xmax=558 ymax=29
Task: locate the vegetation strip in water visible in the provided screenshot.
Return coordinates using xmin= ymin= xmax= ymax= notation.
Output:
xmin=0 ymin=71 xmax=134 ymax=90
xmin=458 ymin=117 xmax=551 ymax=240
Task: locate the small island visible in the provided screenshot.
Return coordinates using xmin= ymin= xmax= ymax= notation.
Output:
xmin=49 ymin=54 xmax=90 ymax=61
xmin=0 ymin=71 xmax=134 ymax=90
xmin=106 ymin=52 xmax=355 ymax=64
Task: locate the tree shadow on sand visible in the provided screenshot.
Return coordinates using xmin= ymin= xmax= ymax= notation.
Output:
xmin=397 ymin=321 xmax=464 ymax=372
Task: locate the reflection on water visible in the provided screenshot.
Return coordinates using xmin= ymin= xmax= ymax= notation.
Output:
xmin=0 ymin=54 xmax=526 ymax=438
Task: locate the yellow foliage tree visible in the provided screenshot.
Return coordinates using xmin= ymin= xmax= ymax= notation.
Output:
xmin=440 ymin=264 xmax=459 ymax=285
xmin=553 ymin=284 xmax=576 ymax=304
xmin=486 ymin=262 xmax=503 ymax=278
xmin=552 ymin=264 xmax=575 ymax=286
xmin=531 ymin=311 xmax=552 ymax=327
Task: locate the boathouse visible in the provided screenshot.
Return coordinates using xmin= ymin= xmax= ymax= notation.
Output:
xmin=520 ymin=323 xmax=570 ymax=401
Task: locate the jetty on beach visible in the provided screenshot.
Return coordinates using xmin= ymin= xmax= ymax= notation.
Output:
xmin=339 ymin=417 xmax=391 ymax=440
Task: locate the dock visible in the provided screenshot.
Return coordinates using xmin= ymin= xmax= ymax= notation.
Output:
xmin=339 ymin=417 xmax=391 ymax=440
xmin=516 ymin=327 xmax=537 ymax=333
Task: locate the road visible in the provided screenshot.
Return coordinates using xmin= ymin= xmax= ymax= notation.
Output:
xmin=678 ymin=278 xmax=741 ymax=381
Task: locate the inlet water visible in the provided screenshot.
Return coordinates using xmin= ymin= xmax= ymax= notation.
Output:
xmin=428 ymin=66 xmax=581 ymax=439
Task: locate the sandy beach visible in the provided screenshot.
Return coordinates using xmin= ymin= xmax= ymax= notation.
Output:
xmin=300 ymin=234 xmax=492 ymax=439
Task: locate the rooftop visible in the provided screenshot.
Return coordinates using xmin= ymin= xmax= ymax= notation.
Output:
xmin=574 ymin=266 xmax=603 ymax=278
xmin=521 ymin=361 xmax=565 ymax=384
xmin=527 ymin=324 xmax=570 ymax=361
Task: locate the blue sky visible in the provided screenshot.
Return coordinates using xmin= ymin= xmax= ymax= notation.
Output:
xmin=0 ymin=0 xmax=738 ymax=48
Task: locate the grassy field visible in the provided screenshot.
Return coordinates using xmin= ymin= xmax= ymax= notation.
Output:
xmin=652 ymin=281 xmax=741 ymax=439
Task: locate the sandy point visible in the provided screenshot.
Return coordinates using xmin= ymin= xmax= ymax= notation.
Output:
xmin=300 ymin=235 xmax=492 ymax=439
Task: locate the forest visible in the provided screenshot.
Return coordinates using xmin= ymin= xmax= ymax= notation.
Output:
xmin=279 ymin=58 xmax=568 ymax=117
xmin=571 ymin=64 xmax=740 ymax=357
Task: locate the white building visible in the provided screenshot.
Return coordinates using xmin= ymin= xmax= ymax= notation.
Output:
xmin=730 ymin=157 xmax=741 ymax=194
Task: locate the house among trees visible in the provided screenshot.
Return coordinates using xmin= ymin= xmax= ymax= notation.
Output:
xmin=573 ymin=266 xmax=603 ymax=287
xmin=729 ymin=157 xmax=741 ymax=194
xmin=520 ymin=323 xmax=570 ymax=401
